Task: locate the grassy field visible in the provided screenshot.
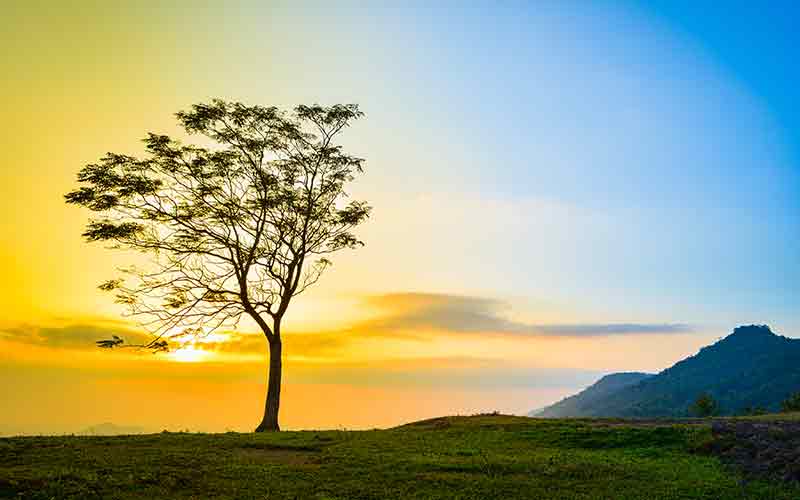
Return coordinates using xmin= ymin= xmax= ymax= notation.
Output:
xmin=1 ymin=415 xmax=798 ymax=499
xmin=734 ymin=411 xmax=800 ymax=421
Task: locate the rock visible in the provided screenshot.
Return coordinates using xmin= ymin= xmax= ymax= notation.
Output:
xmin=706 ymin=420 xmax=800 ymax=484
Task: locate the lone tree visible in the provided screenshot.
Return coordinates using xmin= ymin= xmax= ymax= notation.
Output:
xmin=65 ymin=100 xmax=371 ymax=431
xmin=689 ymin=392 xmax=719 ymax=418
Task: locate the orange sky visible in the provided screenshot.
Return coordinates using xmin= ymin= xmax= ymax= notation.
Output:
xmin=0 ymin=293 xmax=712 ymax=433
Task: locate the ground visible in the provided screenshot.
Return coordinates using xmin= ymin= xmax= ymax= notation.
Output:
xmin=2 ymin=414 xmax=800 ymax=499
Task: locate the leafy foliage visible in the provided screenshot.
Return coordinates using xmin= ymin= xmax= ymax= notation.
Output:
xmin=95 ymin=335 xmax=124 ymax=349
xmin=781 ymin=393 xmax=800 ymax=413
xmin=65 ymin=100 xmax=370 ymax=349
xmin=690 ymin=393 xmax=720 ymax=417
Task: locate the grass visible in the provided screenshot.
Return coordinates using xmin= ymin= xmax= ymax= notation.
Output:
xmin=731 ymin=411 xmax=800 ymax=421
xmin=1 ymin=414 xmax=798 ymax=499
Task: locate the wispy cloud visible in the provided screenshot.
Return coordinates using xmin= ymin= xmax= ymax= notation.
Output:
xmin=200 ymin=331 xmax=350 ymax=357
xmin=531 ymin=323 xmax=691 ymax=336
xmin=354 ymin=293 xmax=692 ymax=338
xmin=0 ymin=292 xmax=692 ymax=356
xmin=0 ymin=323 xmax=151 ymax=349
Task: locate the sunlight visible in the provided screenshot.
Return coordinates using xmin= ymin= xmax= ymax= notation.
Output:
xmin=168 ymin=345 xmax=210 ymax=363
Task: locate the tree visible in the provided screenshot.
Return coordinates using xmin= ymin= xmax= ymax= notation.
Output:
xmin=781 ymin=392 xmax=800 ymax=413
xmin=689 ymin=392 xmax=719 ymax=417
xmin=741 ymin=405 xmax=768 ymax=416
xmin=65 ymin=100 xmax=371 ymax=431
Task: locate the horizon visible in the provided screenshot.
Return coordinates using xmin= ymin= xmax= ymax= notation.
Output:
xmin=0 ymin=323 xmax=790 ymax=436
xmin=2 ymin=1 xmax=799 ymax=435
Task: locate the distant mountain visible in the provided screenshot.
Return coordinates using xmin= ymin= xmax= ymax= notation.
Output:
xmin=532 ymin=372 xmax=653 ymax=418
xmin=533 ymin=325 xmax=800 ymax=418
xmin=78 ymin=423 xmax=146 ymax=436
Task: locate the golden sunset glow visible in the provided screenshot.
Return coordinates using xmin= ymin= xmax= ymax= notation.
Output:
xmin=168 ymin=345 xmax=211 ymax=363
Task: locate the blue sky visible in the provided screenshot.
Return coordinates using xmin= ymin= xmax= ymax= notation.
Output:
xmin=339 ymin=0 xmax=800 ymax=330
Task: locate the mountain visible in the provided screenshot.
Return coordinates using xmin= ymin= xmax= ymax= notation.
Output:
xmin=534 ymin=325 xmax=800 ymax=418
xmin=532 ymin=372 xmax=653 ymax=418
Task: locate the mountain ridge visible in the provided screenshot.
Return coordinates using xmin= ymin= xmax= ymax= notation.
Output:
xmin=534 ymin=325 xmax=800 ymax=418
xmin=532 ymin=372 xmax=653 ymax=418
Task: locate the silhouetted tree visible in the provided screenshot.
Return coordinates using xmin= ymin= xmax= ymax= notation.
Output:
xmin=781 ymin=392 xmax=800 ymax=413
xmin=689 ymin=392 xmax=719 ymax=417
xmin=65 ymin=100 xmax=370 ymax=431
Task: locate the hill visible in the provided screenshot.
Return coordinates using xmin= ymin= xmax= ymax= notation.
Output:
xmin=1 ymin=415 xmax=799 ymax=499
xmin=532 ymin=372 xmax=652 ymax=418
xmin=535 ymin=325 xmax=800 ymax=418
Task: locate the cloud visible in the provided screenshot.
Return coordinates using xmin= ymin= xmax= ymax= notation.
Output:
xmin=354 ymin=293 xmax=692 ymax=338
xmin=0 ymin=323 xmax=152 ymax=349
xmin=0 ymin=292 xmax=692 ymax=356
xmin=197 ymin=331 xmax=350 ymax=357
xmin=531 ymin=323 xmax=692 ymax=336
xmin=0 ymin=321 xmax=351 ymax=358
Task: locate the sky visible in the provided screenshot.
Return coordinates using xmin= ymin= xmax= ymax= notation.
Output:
xmin=1 ymin=1 xmax=798 ymax=434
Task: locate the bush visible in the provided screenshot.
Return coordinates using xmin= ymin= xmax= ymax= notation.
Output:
xmin=741 ymin=406 xmax=768 ymax=416
xmin=780 ymin=392 xmax=800 ymax=413
xmin=690 ymin=393 xmax=719 ymax=417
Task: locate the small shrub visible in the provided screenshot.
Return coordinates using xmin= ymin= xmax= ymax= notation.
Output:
xmin=690 ymin=393 xmax=719 ymax=417
xmin=741 ymin=406 xmax=769 ymax=416
xmin=780 ymin=392 xmax=800 ymax=413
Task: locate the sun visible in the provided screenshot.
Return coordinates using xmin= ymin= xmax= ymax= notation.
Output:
xmin=168 ymin=345 xmax=210 ymax=363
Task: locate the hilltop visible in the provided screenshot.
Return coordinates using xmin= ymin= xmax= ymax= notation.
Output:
xmin=534 ymin=325 xmax=800 ymax=418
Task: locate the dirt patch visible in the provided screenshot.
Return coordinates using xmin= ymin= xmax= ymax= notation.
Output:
xmin=708 ymin=420 xmax=800 ymax=483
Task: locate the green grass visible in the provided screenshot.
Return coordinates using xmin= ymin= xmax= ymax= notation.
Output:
xmin=1 ymin=415 xmax=798 ymax=499
xmin=729 ymin=411 xmax=800 ymax=421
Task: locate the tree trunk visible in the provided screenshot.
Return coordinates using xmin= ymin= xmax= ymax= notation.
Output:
xmin=255 ymin=338 xmax=282 ymax=432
